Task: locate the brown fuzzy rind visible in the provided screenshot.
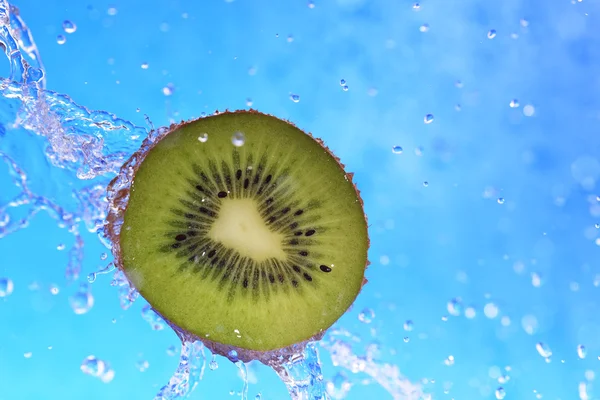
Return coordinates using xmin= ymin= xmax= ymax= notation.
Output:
xmin=105 ymin=109 xmax=370 ymax=364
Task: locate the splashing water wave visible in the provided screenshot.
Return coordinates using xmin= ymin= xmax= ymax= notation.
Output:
xmin=0 ymin=2 xmax=422 ymax=399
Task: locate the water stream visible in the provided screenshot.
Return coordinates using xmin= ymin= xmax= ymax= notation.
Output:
xmin=0 ymin=2 xmax=422 ymax=399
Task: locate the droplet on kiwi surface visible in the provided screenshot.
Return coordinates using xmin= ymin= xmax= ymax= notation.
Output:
xmin=112 ymin=110 xmax=369 ymax=356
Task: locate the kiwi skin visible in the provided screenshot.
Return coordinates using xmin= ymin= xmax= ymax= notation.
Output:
xmin=105 ymin=109 xmax=370 ymax=363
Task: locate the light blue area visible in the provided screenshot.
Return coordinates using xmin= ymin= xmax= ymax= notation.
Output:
xmin=1 ymin=0 xmax=600 ymax=399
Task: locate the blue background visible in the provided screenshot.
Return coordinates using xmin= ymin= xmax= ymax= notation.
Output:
xmin=1 ymin=0 xmax=600 ymax=399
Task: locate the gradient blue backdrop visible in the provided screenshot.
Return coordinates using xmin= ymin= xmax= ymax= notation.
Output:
xmin=1 ymin=0 xmax=600 ymax=399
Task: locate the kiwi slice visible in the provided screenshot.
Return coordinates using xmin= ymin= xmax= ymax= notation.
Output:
xmin=115 ymin=110 xmax=369 ymax=355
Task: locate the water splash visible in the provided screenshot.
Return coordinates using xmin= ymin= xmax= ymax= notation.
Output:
xmin=154 ymin=340 xmax=206 ymax=400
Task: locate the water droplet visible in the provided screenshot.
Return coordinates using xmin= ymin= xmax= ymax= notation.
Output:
xmin=231 ymin=131 xmax=246 ymax=147
xmin=415 ymin=146 xmax=424 ymax=156
xmin=488 ymin=29 xmax=497 ymax=39
xmin=56 ymin=35 xmax=66 ymax=45
xmin=403 ymin=336 xmax=410 ymax=343
xmin=166 ymin=345 xmax=177 ymax=356
xmin=465 ymin=307 xmax=477 ymax=319
xmin=141 ymin=62 xmax=149 ymax=69
xmin=403 ymin=320 xmax=414 ymax=331
xmin=308 ymin=1 xmax=315 ymax=8
xmin=340 ymin=79 xmax=346 ymax=86
xmin=536 ymin=342 xmax=552 ymax=358
xmin=24 ymin=352 xmax=32 ymax=358
xmin=578 ymin=344 xmax=587 ymax=359
xmin=455 ymin=80 xmax=464 ymax=88
xmin=62 ymin=20 xmax=77 ymax=34
xmin=107 ymin=6 xmax=118 ymax=16
xmin=523 ymin=104 xmax=535 ymax=117
xmin=444 ymin=355 xmax=455 ymax=366
xmin=497 ymin=197 xmax=505 ymax=204
xmin=57 ymin=243 xmax=66 ymax=251
xmin=392 ymin=146 xmax=403 ymax=154
xmin=342 ymin=85 xmax=349 ymax=91
xmin=209 ymin=354 xmax=219 ymax=370
xmin=419 ymin=24 xmax=430 ymax=32
xmin=162 ymin=83 xmax=174 ymax=96
xmin=246 ymin=98 xmax=253 ymax=107
xmin=423 ymin=181 xmax=429 ymax=187
xmin=0 ymin=278 xmax=14 ymax=297
xmin=413 ymin=3 xmax=421 ymax=10
xmin=509 ymin=99 xmax=519 ymax=108
xmin=198 ymin=133 xmax=208 ymax=143
xmin=69 ymin=283 xmax=94 ymax=315
xmin=255 ymin=394 xmax=262 ymax=400
xmin=447 ymin=298 xmax=463 ymax=316
xmin=227 ymin=350 xmax=239 ymax=362
xmin=595 ymin=223 xmax=599 ymax=229
xmin=531 ymin=272 xmax=543 ymax=287
xmin=424 ymin=114 xmax=434 ymax=124
xmin=290 ymin=93 xmax=300 ymax=103
xmin=141 ymin=304 xmax=166 ymax=330
xmin=136 ymin=359 xmax=150 ymax=372
xmin=50 ymin=284 xmax=60 ymax=295
xmin=484 ymin=302 xmax=499 ymax=319
xmin=495 ymin=387 xmax=506 ymax=399
xmin=520 ymin=18 xmax=529 ymax=27
xmin=358 ymin=308 xmax=375 ymax=323
xmin=81 ymin=356 xmax=115 ymax=383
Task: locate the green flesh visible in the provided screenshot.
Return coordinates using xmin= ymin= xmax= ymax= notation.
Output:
xmin=120 ymin=111 xmax=368 ymax=352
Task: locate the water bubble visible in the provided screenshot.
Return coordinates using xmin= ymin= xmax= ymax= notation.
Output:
xmin=69 ymin=283 xmax=94 ymax=315
xmin=197 ymin=133 xmax=208 ymax=143
xmin=107 ymin=6 xmax=118 ymax=16
xmin=488 ymin=29 xmax=497 ymax=39
xmin=497 ymin=197 xmax=505 ymax=204
xmin=404 ymin=320 xmax=414 ymax=331
xmin=536 ymin=342 xmax=552 ymax=358
xmin=141 ymin=304 xmax=166 ymax=330
xmin=81 ymin=356 xmax=115 ymax=383
xmin=0 ymin=278 xmax=14 ymax=297
xmin=290 ymin=93 xmax=300 ymax=103
xmin=509 ymin=99 xmax=519 ymax=108
xmin=56 ymin=35 xmax=66 ymax=45
xmin=578 ymin=344 xmax=587 ymax=359
xmin=392 ymin=146 xmax=403 ymax=154
xmin=358 ymin=308 xmax=375 ymax=323
xmin=141 ymin=62 xmax=149 ymax=69
xmin=231 ymin=131 xmax=246 ymax=147
xmin=523 ymin=104 xmax=535 ymax=116
xmin=495 ymin=387 xmax=506 ymax=399
xmin=136 ymin=359 xmax=150 ymax=372
xmin=447 ymin=298 xmax=463 ymax=316
xmin=424 ymin=114 xmax=434 ymax=124
xmin=62 ymin=20 xmax=77 ymax=34
xmin=209 ymin=354 xmax=219 ymax=370
xmin=419 ymin=24 xmax=430 ymax=32
xmin=162 ymin=83 xmax=174 ymax=96
xmin=484 ymin=302 xmax=499 ymax=319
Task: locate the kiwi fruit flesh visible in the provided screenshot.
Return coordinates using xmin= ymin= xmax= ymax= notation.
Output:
xmin=117 ymin=110 xmax=369 ymax=353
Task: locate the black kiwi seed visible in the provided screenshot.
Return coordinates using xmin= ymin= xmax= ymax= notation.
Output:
xmin=305 ymin=229 xmax=315 ymax=236
xmin=320 ymin=265 xmax=332 ymax=273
